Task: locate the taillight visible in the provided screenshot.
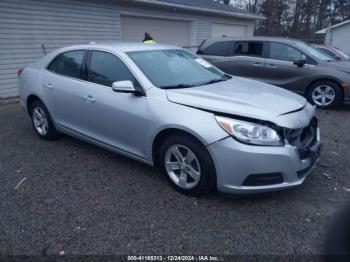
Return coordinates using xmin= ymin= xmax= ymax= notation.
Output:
xmin=17 ymin=68 xmax=24 ymax=77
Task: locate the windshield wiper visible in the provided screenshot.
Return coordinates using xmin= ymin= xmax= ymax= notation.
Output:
xmin=200 ymin=76 xmax=231 ymax=86
xmin=160 ymin=84 xmax=196 ymax=89
xmin=207 ymin=79 xmax=226 ymax=84
xmin=160 ymin=75 xmax=232 ymax=89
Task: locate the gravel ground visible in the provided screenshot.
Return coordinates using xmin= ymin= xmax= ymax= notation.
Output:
xmin=0 ymin=102 xmax=349 ymax=256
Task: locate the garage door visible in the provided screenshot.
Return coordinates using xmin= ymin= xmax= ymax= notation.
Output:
xmin=121 ymin=15 xmax=192 ymax=47
xmin=212 ymin=23 xmax=248 ymax=37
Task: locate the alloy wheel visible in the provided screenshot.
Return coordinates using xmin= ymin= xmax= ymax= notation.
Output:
xmin=32 ymin=106 xmax=49 ymax=136
xmin=312 ymin=85 xmax=336 ymax=107
xmin=164 ymin=144 xmax=201 ymax=189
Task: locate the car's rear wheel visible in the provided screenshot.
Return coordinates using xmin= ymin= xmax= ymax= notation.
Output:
xmin=30 ymin=100 xmax=60 ymax=140
xmin=159 ymin=134 xmax=216 ymax=196
xmin=307 ymin=80 xmax=343 ymax=109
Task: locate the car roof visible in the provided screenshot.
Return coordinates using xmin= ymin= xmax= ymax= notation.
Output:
xmin=202 ymin=36 xmax=304 ymax=45
xmin=58 ymin=42 xmax=181 ymax=53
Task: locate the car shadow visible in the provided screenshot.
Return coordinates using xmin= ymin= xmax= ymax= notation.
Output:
xmin=60 ymin=134 xmax=156 ymax=172
xmin=57 ymin=130 xmax=309 ymax=205
xmin=209 ymin=187 xmax=298 ymax=203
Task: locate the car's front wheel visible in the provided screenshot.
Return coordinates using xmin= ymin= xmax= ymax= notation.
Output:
xmin=30 ymin=100 xmax=60 ymax=140
xmin=159 ymin=134 xmax=216 ymax=196
xmin=307 ymin=80 xmax=343 ymax=109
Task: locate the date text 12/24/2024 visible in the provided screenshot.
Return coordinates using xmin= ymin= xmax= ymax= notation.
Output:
xmin=127 ymin=256 xmax=220 ymax=261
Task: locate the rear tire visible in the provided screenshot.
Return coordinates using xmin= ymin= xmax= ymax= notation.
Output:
xmin=159 ymin=134 xmax=216 ymax=196
xmin=29 ymin=100 xmax=60 ymax=141
xmin=306 ymin=80 xmax=343 ymax=109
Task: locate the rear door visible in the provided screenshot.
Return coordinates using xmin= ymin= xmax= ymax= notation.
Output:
xmin=264 ymin=42 xmax=309 ymax=93
xmin=224 ymin=40 xmax=266 ymax=81
xmin=41 ymin=50 xmax=87 ymax=131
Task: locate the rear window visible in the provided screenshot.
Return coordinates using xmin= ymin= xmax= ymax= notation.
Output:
xmin=47 ymin=50 xmax=85 ymax=79
xmin=233 ymin=41 xmax=263 ymax=57
xmin=200 ymin=41 xmax=231 ymax=56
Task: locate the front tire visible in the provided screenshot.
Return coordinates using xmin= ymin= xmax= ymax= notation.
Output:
xmin=30 ymin=100 xmax=60 ymax=140
xmin=306 ymin=80 xmax=343 ymax=109
xmin=159 ymin=134 xmax=216 ymax=196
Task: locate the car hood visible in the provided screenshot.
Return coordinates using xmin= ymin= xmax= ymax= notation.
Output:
xmin=166 ymin=77 xmax=309 ymax=127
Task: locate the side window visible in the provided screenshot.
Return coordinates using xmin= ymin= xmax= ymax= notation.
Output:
xmin=48 ymin=51 xmax=85 ymax=79
xmin=201 ymin=41 xmax=231 ymax=56
xmin=233 ymin=41 xmax=263 ymax=57
xmin=88 ymin=51 xmax=138 ymax=87
xmin=269 ymin=42 xmax=306 ymax=62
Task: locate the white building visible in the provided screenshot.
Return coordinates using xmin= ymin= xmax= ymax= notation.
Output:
xmin=316 ymin=19 xmax=350 ymax=55
xmin=0 ymin=0 xmax=262 ymax=98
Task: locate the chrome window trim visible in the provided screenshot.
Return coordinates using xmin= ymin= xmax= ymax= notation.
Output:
xmin=43 ymin=69 xmax=147 ymax=98
xmin=227 ymin=55 xmax=265 ymax=60
xmin=44 ymin=48 xmax=147 ymax=96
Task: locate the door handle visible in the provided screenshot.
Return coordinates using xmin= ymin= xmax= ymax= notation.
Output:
xmin=44 ymin=83 xmax=53 ymax=89
xmin=253 ymin=62 xmax=263 ymax=67
xmin=84 ymin=95 xmax=96 ymax=103
xmin=266 ymin=64 xmax=277 ymax=68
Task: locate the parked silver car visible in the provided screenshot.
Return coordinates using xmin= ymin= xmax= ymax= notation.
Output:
xmin=198 ymin=37 xmax=350 ymax=109
xmin=18 ymin=43 xmax=321 ymax=196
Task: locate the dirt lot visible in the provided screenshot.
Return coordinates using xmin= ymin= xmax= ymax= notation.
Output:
xmin=0 ymin=102 xmax=349 ymax=256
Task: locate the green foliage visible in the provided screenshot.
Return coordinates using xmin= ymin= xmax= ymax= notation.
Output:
xmin=226 ymin=0 xmax=350 ymax=40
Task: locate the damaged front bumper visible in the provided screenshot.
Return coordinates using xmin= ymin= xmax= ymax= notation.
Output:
xmin=208 ymin=117 xmax=322 ymax=194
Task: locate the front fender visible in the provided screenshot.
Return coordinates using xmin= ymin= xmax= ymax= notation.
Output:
xmin=143 ymin=91 xmax=229 ymax=162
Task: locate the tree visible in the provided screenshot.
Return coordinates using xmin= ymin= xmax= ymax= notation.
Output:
xmin=247 ymin=0 xmax=263 ymax=13
xmin=338 ymin=0 xmax=350 ymax=19
xmin=217 ymin=0 xmax=350 ymax=41
xmin=256 ymin=0 xmax=289 ymax=36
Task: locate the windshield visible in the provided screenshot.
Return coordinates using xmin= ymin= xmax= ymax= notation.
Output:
xmin=128 ymin=50 xmax=230 ymax=89
xmin=296 ymin=42 xmax=334 ymax=61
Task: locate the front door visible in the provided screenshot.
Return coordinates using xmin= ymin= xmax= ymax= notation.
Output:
xmin=80 ymin=50 xmax=148 ymax=158
xmin=264 ymin=42 xmax=309 ymax=93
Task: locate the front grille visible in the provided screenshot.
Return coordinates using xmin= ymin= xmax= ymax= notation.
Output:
xmin=284 ymin=117 xmax=318 ymax=160
xmin=242 ymin=173 xmax=284 ymax=186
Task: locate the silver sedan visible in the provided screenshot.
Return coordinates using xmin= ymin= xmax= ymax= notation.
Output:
xmin=18 ymin=43 xmax=321 ymax=196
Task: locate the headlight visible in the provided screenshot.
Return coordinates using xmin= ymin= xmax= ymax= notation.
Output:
xmin=215 ymin=116 xmax=282 ymax=146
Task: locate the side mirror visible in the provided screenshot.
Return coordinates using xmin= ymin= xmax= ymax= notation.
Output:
xmin=293 ymin=59 xmax=306 ymax=67
xmin=112 ymin=80 xmax=136 ymax=94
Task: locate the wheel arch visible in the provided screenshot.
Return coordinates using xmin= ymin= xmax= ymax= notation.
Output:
xmin=26 ymin=94 xmax=43 ymax=114
xmin=26 ymin=94 xmax=56 ymax=127
xmin=305 ymin=78 xmax=344 ymax=99
xmin=152 ymin=128 xmax=208 ymax=168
